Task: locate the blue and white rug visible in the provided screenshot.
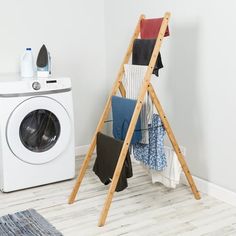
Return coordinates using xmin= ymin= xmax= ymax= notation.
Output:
xmin=0 ymin=209 xmax=63 ymax=236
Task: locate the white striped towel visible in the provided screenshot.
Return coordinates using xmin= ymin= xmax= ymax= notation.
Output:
xmin=123 ymin=64 xmax=153 ymax=144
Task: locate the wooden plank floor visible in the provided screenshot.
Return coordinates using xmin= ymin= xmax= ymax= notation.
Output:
xmin=1 ymin=156 xmax=236 ymax=236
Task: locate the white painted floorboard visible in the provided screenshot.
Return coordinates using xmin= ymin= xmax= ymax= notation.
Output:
xmin=1 ymin=156 xmax=236 ymax=236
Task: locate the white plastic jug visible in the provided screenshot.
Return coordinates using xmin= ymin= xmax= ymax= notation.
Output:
xmin=20 ymin=48 xmax=34 ymax=78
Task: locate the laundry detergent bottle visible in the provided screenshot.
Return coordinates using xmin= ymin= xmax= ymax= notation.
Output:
xmin=20 ymin=48 xmax=34 ymax=78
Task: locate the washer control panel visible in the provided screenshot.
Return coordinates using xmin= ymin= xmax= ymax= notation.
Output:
xmin=0 ymin=76 xmax=71 ymax=96
xmin=29 ymin=78 xmax=71 ymax=93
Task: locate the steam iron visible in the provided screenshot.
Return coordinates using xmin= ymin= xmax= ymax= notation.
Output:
xmin=36 ymin=44 xmax=51 ymax=78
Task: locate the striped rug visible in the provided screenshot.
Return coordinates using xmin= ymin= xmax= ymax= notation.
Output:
xmin=0 ymin=209 xmax=63 ymax=236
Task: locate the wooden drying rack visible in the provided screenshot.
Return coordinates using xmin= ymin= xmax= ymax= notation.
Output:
xmin=68 ymin=12 xmax=201 ymax=227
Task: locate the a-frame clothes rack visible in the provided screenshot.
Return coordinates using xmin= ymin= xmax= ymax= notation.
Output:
xmin=68 ymin=12 xmax=201 ymax=227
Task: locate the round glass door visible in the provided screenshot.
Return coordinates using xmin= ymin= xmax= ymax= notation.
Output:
xmin=7 ymin=96 xmax=71 ymax=164
xmin=19 ymin=110 xmax=60 ymax=153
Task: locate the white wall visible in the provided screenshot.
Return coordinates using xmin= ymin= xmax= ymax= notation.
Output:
xmin=104 ymin=1 xmax=236 ymax=193
xmin=1 ymin=0 xmax=236 ymax=194
xmin=0 ymin=0 xmax=107 ymax=146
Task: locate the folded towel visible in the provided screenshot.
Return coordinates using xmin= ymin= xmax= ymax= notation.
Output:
xmin=93 ymin=132 xmax=133 ymax=192
xmin=123 ymin=64 xmax=153 ymax=144
xmin=140 ymin=18 xmax=170 ymax=39
xmin=112 ymin=96 xmax=142 ymax=144
xmin=132 ymin=39 xmax=163 ymax=77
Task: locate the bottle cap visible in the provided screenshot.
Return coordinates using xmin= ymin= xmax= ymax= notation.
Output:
xmin=26 ymin=48 xmax=32 ymax=50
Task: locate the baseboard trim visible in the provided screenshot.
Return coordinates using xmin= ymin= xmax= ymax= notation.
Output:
xmin=75 ymin=145 xmax=96 ymax=156
xmin=180 ymin=173 xmax=236 ymax=207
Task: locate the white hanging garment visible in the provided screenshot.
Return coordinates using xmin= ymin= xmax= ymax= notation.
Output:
xmin=123 ymin=64 xmax=154 ymax=144
xmin=140 ymin=146 xmax=185 ymax=188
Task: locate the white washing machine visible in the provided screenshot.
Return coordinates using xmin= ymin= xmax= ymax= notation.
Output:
xmin=0 ymin=75 xmax=75 ymax=192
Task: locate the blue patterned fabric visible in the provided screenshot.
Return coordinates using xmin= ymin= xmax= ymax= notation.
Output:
xmin=112 ymin=96 xmax=142 ymax=144
xmin=133 ymin=113 xmax=166 ymax=171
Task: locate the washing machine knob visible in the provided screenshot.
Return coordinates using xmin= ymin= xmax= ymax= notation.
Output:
xmin=32 ymin=82 xmax=41 ymax=90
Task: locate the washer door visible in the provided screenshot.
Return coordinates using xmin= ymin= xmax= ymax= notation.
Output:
xmin=7 ymin=96 xmax=71 ymax=164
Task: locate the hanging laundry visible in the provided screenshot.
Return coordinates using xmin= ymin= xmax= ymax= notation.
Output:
xmin=133 ymin=113 xmax=166 ymax=171
xmin=112 ymin=96 xmax=142 ymax=144
xmin=93 ymin=132 xmax=133 ymax=192
xmin=132 ymin=39 xmax=163 ymax=77
xmin=123 ymin=64 xmax=153 ymax=144
xmin=141 ymin=146 xmax=184 ymax=188
xmin=140 ymin=18 xmax=170 ymax=39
